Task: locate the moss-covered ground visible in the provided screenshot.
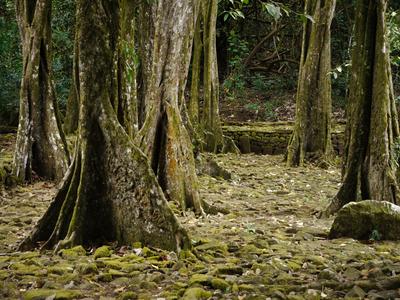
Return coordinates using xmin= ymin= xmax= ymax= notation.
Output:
xmin=1 ymin=137 xmax=400 ymax=299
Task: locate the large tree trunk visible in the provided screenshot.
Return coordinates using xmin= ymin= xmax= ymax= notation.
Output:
xmin=324 ymin=0 xmax=400 ymax=216
xmin=286 ymin=0 xmax=335 ymax=167
xmin=13 ymin=0 xmax=70 ymax=181
xmin=19 ymin=0 xmax=190 ymax=252
xmin=135 ymin=0 xmax=205 ymax=215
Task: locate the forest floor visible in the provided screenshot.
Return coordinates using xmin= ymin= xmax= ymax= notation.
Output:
xmin=2 ymin=145 xmax=400 ymax=299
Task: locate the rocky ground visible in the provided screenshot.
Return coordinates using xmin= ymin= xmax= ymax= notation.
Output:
xmin=1 ymin=151 xmax=400 ymax=299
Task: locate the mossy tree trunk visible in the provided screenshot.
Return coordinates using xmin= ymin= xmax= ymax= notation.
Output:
xmin=324 ymin=0 xmax=400 ymax=216
xmin=19 ymin=0 xmax=190 ymax=252
xmin=13 ymin=0 xmax=70 ymax=181
xmin=135 ymin=0 xmax=206 ymax=215
xmin=189 ymin=0 xmax=237 ymax=153
xmin=286 ymin=0 xmax=335 ymax=167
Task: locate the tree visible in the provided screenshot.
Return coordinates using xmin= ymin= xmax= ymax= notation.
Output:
xmin=19 ymin=0 xmax=190 ymax=252
xmin=135 ymin=0 xmax=207 ymax=214
xmin=286 ymin=0 xmax=336 ymax=166
xmin=63 ymin=36 xmax=79 ymax=135
xmin=13 ymin=0 xmax=70 ymax=181
xmin=324 ymin=0 xmax=400 ymax=216
xmin=190 ymin=0 xmax=223 ymax=152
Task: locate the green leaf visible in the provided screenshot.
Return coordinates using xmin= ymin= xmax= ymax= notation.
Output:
xmin=265 ymin=3 xmax=282 ymax=21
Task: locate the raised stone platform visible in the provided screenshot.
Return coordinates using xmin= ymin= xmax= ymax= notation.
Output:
xmin=222 ymin=121 xmax=345 ymax=155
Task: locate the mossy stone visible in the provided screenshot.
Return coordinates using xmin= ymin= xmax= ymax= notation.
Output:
xmin=97 ymin=273 xmax=113 ymax=282
xmin=94 ymin=246 xmax=112 ymax=259
xmin=216 ymin=265 xmax=243 ymax=275
xmin=76 ymin=262 xmax=98 ymax=275
xmin=182 ymin=287 xmax=212 ymax=300
xmin=23 ymin=289 xmax=81 ymax=300
xmin=189 ymin=274 xmax=211 ymax=286
xmin=211 ymin=278 xmax=230 ymax=291
xmin=58 ymin=246 xmax=86 ymax=258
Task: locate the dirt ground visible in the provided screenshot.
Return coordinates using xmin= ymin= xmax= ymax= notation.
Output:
xmin=1 ymin=148 xmax=400 ymax=299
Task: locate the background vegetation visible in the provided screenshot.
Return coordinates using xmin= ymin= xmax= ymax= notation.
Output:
xmin=0 ymin=0 xmax=399 ymax=125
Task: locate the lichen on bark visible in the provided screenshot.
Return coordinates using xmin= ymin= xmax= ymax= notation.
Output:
xmin=135 ymin=0 xmax=207 ymax=215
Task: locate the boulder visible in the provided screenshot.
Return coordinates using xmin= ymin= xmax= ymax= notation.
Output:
xmin=329 ymin=200 xmax=400 ymax=240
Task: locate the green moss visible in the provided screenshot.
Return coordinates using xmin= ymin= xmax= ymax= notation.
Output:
xmin=189 ymin=274 xmax=211 ymax=286
xmin=58 ymin=246 xmax=86 ymax=258
xmin=101 ymin=259 xmax=137 ymax=272
xmin=132 ymin=242 xmax=142 ymax=248
xmin=182 ymin=287 xmax=212 ymax=300
xmin=97 ymin=273 xmax=113 ymax=282
xmin=93 ymin=245 xmax=112 ymax=259
xmin=215 ymin=265 xmax=243 ymax=275
xmin=76 ymin=263 xmax=98 ymax=274
xmin=211 ymin=278 xmax=230 ymax=291
xmin=23 ymin=289 xmax=81 ymax=300
xmin=179 ymin=250 xmax=197 ymax=261
xmin=10 ymin=262 xmax=41 ymax=275
xmin=48 ymin=264 xmax=74 ymax=275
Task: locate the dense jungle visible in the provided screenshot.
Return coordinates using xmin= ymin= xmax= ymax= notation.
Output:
xmin=1 ymin=0 xmax=400 ymax=299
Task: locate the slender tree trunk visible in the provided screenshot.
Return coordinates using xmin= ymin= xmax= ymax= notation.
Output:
xmin=19 ymin=0 xmax=190 ymax=252
xmin=63 ymin=33 xmax=79 ymax=135
xmin=286 ymin=0 xmax=335 ymax=167
xmin=189 ymin=0 xmax=238 ymax=154
xmin=135 ymin=0 xmax=206 ymax=215
xmin=324 ymin=0 xmax=400 ymax=216
xmin=117 ymin=0 xmax=138 ymax=137
xmin=202 ymin=0 xmax=224 ymax=152
xmin=13 ymin=0 xmax=70 ymax=181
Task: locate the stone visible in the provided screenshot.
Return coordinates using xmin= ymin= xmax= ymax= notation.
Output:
xmin=210 ymin=278 xmax=230 ymax=291
xmin=23 ymin=289 xmax=81 ymax=300
xmin=216 ymin=265 xmax=243 ymax=275
xmin=189 ymin=274 xmax=211 ymax=286
xmin=58 ymin=246 xmax=86 ymax=258
xmin=330 ymin=200 xmax=400 ymax=240
xmin=93 ymin=246 xmax=112 ymax=259
xmin=182 ymin=287 xmax=212 ymax=300
xmin=118 ymin=292 xmax=138 ymax=300
xmin=345 ymin=286 xmax=366 ymax=299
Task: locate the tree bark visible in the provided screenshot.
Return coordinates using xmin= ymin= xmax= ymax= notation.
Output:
xmin=286 ymin=0 xmax=335 ymax=167
xmin=19 ymin=0 xmax=190 ymax=252
xmin=13 ymin=0 xmax=70 ymax=181
xmin=324 ymin=0 xmax=400 ymax=216
xmin=135 ymin=0 xmax=206 ymax=215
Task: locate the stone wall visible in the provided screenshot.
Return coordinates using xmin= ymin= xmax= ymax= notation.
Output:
xmin=222 ymin=121 xmax=345 ymax=155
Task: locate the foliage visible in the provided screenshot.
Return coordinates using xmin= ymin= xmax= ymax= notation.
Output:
xmin=222 ymin=31 xmax=249 ymax=100
xmin=0 ymin=0 xmax=74 ymax=125
xmin=388 ymin=10 xmax=400 ymax=92
xmin=0 ymin=1 xmax=21 ymax=124
xmin=52 ymin=0 xmax=75 ymax=109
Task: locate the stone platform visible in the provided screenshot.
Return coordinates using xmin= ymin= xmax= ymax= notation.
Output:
xmin=222 ymin=121 xmax=345 ymax=155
